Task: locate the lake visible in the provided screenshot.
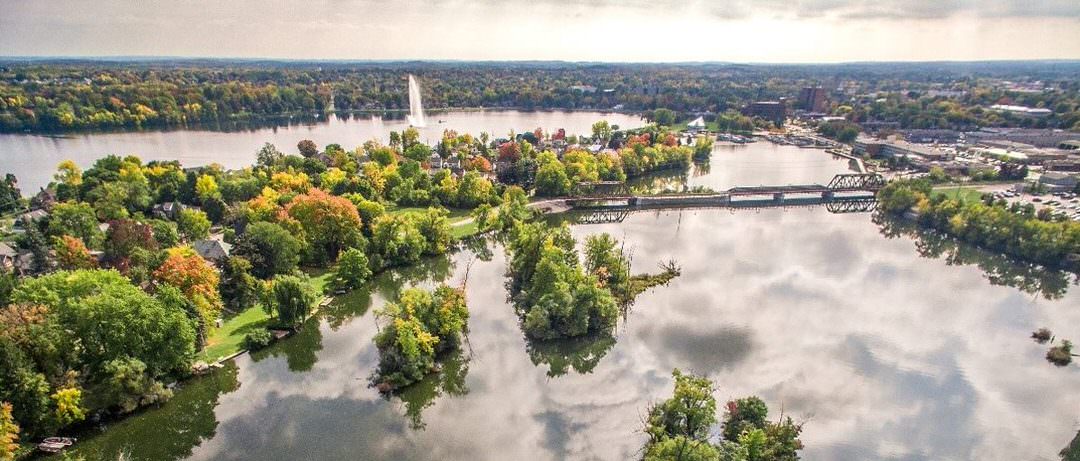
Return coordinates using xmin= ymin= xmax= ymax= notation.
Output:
xmin=59 ymin=140 xmax=1080 ymax=461
xmin=0 ymin=110 xmax=645 ymax=194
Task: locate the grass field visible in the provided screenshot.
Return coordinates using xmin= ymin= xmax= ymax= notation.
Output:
xmin=933 ymin=187 xmax=987 ymax=203
xmin=199 ymin=305 xmax=271 ymax=362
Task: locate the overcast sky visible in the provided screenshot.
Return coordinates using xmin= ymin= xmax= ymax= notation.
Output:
xmin=1 ymin=0 xmax=1078 ymax=62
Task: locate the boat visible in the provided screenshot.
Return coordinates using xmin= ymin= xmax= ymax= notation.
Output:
xmin=38 ymin=437 xmax=77 ymax=453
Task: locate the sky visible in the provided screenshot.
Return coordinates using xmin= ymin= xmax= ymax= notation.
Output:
xmin=1 ymin=0 xmax=1079 ymax=63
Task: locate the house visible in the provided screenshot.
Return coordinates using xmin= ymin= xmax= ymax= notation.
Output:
xmin=14 ymin=209 xmax=48 ymax=229
xmin=0 ymin=242 xmax=15 ymax=272
xmin=193 ymin=236 xmax=232 ymax=264
xmin=152 ymin=201 xmax=184 ymax=220
xmin=429 ymin=153 xmax=444 ymax=169
xmin=30 ymin=188 xmax=57 ymax=210
xmin=14 ymin=250 xmax=36 ymax=275
xmin=686 ymin=117 xmax=707 ymax=133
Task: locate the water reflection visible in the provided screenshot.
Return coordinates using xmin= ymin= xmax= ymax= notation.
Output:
xmin=250 ymin=317 xmax=324 ymax=372
xmin=390 ymin=349 xmax=471 ymax=430
xmin=525 ymin=334 xmax=617 ymax=378
xmin=61 ymin=145 xmax=1080 ymax=461
xmin=874 ymin=213 xmax=1077 ymax=300
xmin=67 ymin=362 xmax=241 ymax=461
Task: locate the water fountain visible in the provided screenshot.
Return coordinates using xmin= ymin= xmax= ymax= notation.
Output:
xmin=406 ymin=74 xmax=426 ymax=127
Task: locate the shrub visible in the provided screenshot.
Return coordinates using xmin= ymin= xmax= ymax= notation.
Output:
xmin=243 ymin=329 xmax=273 ymax=351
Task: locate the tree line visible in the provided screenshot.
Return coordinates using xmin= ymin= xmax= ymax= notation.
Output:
xmin=5 ymin=61 xmax=1077 ymax=133
xmin=877 ymin=179 xmax=1080 ymax=272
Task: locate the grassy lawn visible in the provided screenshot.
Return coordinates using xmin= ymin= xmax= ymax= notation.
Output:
xmin=451 ymin=220 xmax=479 ymax=239
xmin=200 ymin=268 xmax=333 ymax=363
xmin=934 ymin=187 xmax=986 ymax=203
xmin=305 ymin=266 xmax=334 ymax=293
xmin=199 ymin=305 xmax=270 ymax=363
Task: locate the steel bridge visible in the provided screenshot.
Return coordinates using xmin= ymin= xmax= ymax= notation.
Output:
xmin=563 ymin=173 xmax=885 ymax=210
xmin=567 ymin=196 xmax=878 ymax=224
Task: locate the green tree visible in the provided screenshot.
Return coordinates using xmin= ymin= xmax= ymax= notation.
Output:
xmin=219 ymin=256 xmax=259 ymax=312
xmin=271 ymin=274 xmax=317 ymax=328
xmin=232 ymin=222 xmax=304 ymax=279
xmin=535 ymin=158 xmax=571 ymax=197
xmin=653 ymin=108 xmax=677 ymax=126
xmin=47 ymin=201 xmax=102 ymax=248
xmin=332 ymin=248 xmax=372 ymax=291
xmin=256 ymin=142 xmax=284 ymax=168
xmin=177 ymin=208 xmax=211 ymax=241
xmin=591 ymin=120 xmax=612 ymax=143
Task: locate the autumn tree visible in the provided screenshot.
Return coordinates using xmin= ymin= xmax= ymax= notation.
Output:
xmin=283 ymin=188 xmax=363 ymax=264
xmin=297 ymin=139 xmax=319 ymax=158
xmin=0 ymin=402 xmax=17 ymax=461
xmin=53 ymin=235 xmax=97 ymax=270
xmin=102 ymin=218 xmax=158 ymax=276
xmin=153 ymin=247 xmax=223 ymax=325
xmin=373 ymin=285 xmax=468 ymax=390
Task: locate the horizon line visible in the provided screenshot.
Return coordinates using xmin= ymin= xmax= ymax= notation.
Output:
xmin=2 ymin=55 xmax=1080 ymax=66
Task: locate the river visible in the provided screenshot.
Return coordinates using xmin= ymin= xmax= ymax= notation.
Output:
xmin=0 ymin=110 xmax=645 ymax=194
xmin=30 ymin=129 xmax=1080 ymax=460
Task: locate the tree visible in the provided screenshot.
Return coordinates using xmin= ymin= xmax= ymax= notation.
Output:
xmin=455 ymin=171 xmax=496 ymax=208
xmin=102 ymin=218 xmax=158 ymax=274
xmin=232 ymin=222 xmax=304 ymax=279
xmin=271 ymin=274 xmax=317 ymax=328
xmin=591 ymin=120 xmax=612 ymax=143
xmin=332 ymin=248 xmax=372 ymax=291
xmin=50 ymin=387 xmax=85 ymax=427
xmin=584 ymin=233 xmax=631 ymax=300
xmin=373 ymin=285 xmax=468 ymax=389
xmin=256 ymin=142 xmax=284 ymax=168
xmin=153 ymin=247 xmax=223 ymax=326
xmin=177 ymin=209 xmax=211 ymax=241
xmin=11 ymin=269 xmax=196 ymax=415
xmin=369 ymin=215 xmax=427 ymax=269
xmin=643 ymin=370 xmax=804 ymax=461
xmin=297 ymin=139 xmax=319 ymax=158
xmin=534 ymin=157 xmax=571 ymax=197
xmin=47 ymin=201 xmax=102 ymax=248
xmin=53 ymin=235 xmax=97 ymax=270
xmin=219 ymin=256 xmax=259 ymax=312
xmin=195 ymin=174 xmax=221 ymax=203
xmin=149 ymin=219 xmax=180 ymax=248
xmin=648 ymin=369 xmax=717 ymax=443
xmin=0 ymin=402 xmax=17 ymax=461
xmin=0 ymin=175 xmax=22 ymax=213
xmin=402 ymin=127 xmax=420 ymax=150
xmin=653 ymin=108 xmax=677 ymax=126
xmin=283 ymin=188 xmax=363 ymax=264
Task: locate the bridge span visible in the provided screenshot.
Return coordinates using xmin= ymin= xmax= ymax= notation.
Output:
xmin=558 ymin=173 xmax=885 ymax=211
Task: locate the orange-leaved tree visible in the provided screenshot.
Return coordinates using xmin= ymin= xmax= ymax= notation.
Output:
xmin=153 ymin=247 xmax=222 ymax=325
xmin=283 ymin=188 xmax=363 ymax=264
